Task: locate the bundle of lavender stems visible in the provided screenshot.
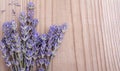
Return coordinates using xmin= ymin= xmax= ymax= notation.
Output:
xmin=0 ymin=2 xmax=67 ymax=71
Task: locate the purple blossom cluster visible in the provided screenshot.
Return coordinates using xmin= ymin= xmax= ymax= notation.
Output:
xmin=0 ymin=2 xmax=67 ymax=71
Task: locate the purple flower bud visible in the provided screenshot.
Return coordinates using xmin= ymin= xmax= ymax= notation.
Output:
xmin=27 ymin=11 xmax=34 ymax=20
xmin=5 ymin=61 xmax=11 ymax=67
xmin=0 ymin=42 xmax=5 ymax=50
xmin=21 ymin=35 xmax=30 ymax=41
xmin=38 ymin=50 xmax=45 ymax=58
xmin=27 ymin=2 xmax=34 ymax=21
xmin=11 ymin=20 xmax=17 ymax=30
xmin=39 ymin=58 xmax=44 ymax=65
xmin=61 ymin=23 xmax=67 ymax=33
xmin=2 ymin=22 xmax=11 ymax=33
xmin=41 ymin=41 xmax=46 ymax=49
xmin=26 ymin=39 xmax=34 ymax=48
xmin=26 ymin=67 xmax=30 ymax=71
xmin=32 ymin=31 xmax=39 ymax=41
xmin=45 ymin=50 xmax=52 ymax=57
xmin=5 ymin=39 xmax=11 ymax=45
xmin=44 ymin=59 xmax=50 ymax=67
xmin=13 ymin=60 xmax=19 ymax=65
xmin=49 ymin=25 xmax=56 ymax=33
xmin=21 ymin=27 xmax=31 ymax=36
xmin=26 ymin=49 xmax=34 ymax=57
xmin=19 ymin=12 xmax=27 ymax=24
xmin=32 ymin=19 xmax=38 ymax=28
xmin=27 ymin=2 xmax=34 ymax=10
xmin=2 ymin=48 xmax=7 ymax=57
xmin=40 ymin=34 xmax=47 ymax=40
xmin=37 ymin=68 xmax=45 ymax=71
xmin=25 ymin=59 xmax=33 ymax=66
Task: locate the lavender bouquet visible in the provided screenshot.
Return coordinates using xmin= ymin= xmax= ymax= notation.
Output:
xmin=0 ymin=2 xmax=67 ymax=71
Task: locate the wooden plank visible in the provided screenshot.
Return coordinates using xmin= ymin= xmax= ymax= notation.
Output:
xmin=101 ymin=0 xmax=112 ymax=71
xmin=113 ymin=0 xmax=120 ymax=70
xmin=86 ymin=0 xmax=100 ymax=71
xmin=52 ymin=0 xmax=77 ymax=71
xmin=70 ymin=0 xmax=85 ymax=71
xmin=90 ymin=0 xmax=103 ymax=71
xmin=101 ymin=0 xmax=120 ymax=71
xmin=38 ymin=0 xmax=45 ymax=34
xmin=0 ymin=0 xmax=120 ymax=71
xmin=96 ymin=0 xmax=107 ymax=71
xmin=109 ymin=0 xmax=120 ymax=70
xmin=79 ymin=0 xmax=94 ymax=71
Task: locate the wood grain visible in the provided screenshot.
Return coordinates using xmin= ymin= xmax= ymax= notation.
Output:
xmin=0 ymin=0 xmax=120 ymax=71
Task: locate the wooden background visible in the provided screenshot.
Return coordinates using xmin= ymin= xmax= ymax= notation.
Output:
xmin=0 ymin=0 xmax=120 ymax=71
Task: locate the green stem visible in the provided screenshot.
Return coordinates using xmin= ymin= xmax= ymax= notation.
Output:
xmin=14 ymin=52 xmax=18 ymax=71
xmin=22 ymin=41 xmax=26 ymax=70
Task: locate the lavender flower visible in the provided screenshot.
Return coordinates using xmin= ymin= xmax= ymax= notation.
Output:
xmin=37 ymin=68 xmax=45 ymax=71
xmin=0 ymin=2 xmax=67 ymax=71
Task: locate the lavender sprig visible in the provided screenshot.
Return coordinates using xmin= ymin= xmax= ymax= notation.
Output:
xmin=0 ymin=2 xmax=67 ymax=71
xmin=35 ymin=24 xmax=67 ymax=71
xmin=0 ymin=20 xmax=22 ymax=71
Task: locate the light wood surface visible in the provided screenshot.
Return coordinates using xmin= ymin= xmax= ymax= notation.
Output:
xmin=0 ymin=0 xmax=120 ymax=71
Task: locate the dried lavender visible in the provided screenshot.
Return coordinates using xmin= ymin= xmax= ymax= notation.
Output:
xmin=0 ymin=2 xmax=67 ymax=71
xmin=35 ymin=24 xmax=67 ymax=71
xmin=0 ymin=20 xmax=21 ymax=71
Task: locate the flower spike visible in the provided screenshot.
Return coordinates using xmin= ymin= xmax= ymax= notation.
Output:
xmin=0 ymin=2 xmax=67 ymax=71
